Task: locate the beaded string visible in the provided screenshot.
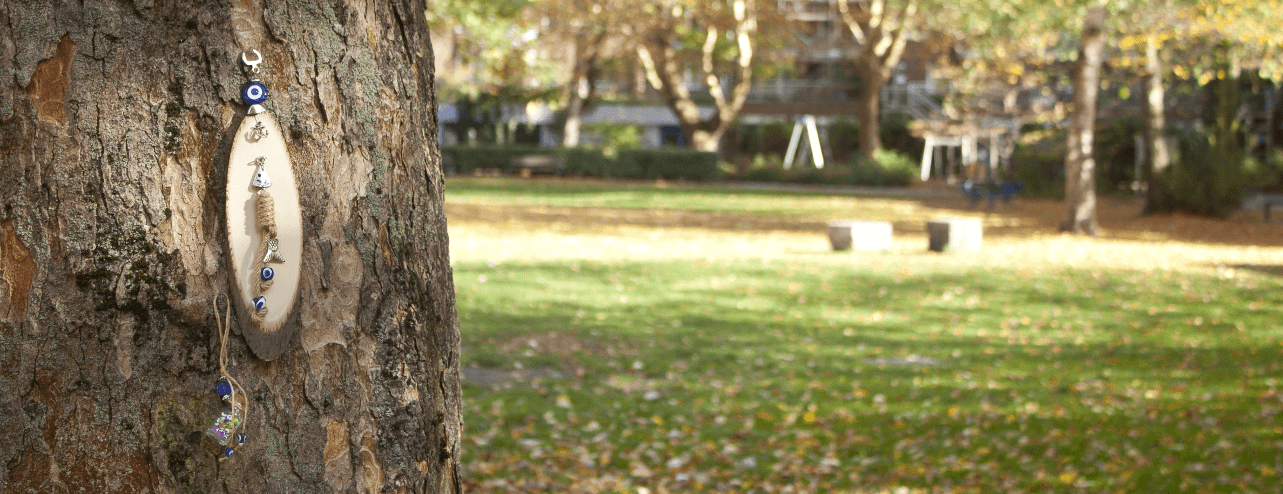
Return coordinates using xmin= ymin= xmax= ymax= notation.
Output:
xmin=214 ymin=294 xmax=250 ymax=459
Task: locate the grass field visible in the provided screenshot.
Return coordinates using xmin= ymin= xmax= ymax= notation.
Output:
xmin=448 ymin=177 xmax=1283 ymax=493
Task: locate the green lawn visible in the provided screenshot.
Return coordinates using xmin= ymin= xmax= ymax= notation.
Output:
xmin=451 ymin=179 xmax=1283 ymax=493
xmin=445 ymin=177 xmax=947 ymax=218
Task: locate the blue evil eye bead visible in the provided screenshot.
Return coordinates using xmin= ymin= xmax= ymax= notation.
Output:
xmin=224 ymin=447 xmax=235 ymax=458
xmin=237 ymin=434 xmax=247 ymax=444
xmin=252 ymin=296 xmax=267 ymax=311
xmin=215 ymin=379 xmax=232 ymax=398
xmin=241 ymin=81 xmax=268 ymax=105
xmin=260 ymin=267 xmax=274 ymax=281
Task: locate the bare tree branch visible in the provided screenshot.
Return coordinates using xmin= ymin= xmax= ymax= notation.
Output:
xmin=837 ymin=0 xmax=869 ymax=45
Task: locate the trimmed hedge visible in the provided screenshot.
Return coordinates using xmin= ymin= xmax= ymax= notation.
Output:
xmin=440 ymin=145 xmax=550 ymax=174
xmin=560 ymin=147 xmax=610 ymax=176
xmin=441 ymin=145 xmax=718 ymax=181
xmin=723 ymin=149 xmax=919 ymax=186
xmin=618 ymin=148 xmax=719 ymax=180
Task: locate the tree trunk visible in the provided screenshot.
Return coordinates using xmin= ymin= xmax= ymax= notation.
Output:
xmin=638 ymin=43 xmax=728 ymax=155
xmin=1061 ymin=8 xmax=1106 ymax=235
xmin=855 ymin=63 xmax=884 ymax=161
xmin=562 ymin=39 xmax=601 ymax=148
xmin=1143 ymin=33 xmax=1173 ymax=214
xmin=635 ymin=0 xmax=755 ymax=157
xmin=687 ymin=128 xmax=728 ymax=152
xmin=0 ymin=2 xmax=463 ymax=493
xmin=1207 ymin=46 xmax=1244 ymax=216
xmin=563 ymin=77 xmax=586 ymax=147
xmin=837 ymin=0 xmax=915 ymax=163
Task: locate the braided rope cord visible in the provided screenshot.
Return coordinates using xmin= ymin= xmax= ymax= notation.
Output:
xmin=251 ymin=188 xmax=277 ymax=322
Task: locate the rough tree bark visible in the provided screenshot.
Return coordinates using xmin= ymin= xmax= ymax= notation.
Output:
xmin=0 ymin=1 xmax=462 ymax=493
xmin=1061 ymin=7 xmax=1106 ymax=235
xmin=1142 ymin=33 xmax=1173 ymax=214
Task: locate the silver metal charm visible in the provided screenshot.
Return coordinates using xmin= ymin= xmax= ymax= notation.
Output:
xmin=241 ymin=49 xmax=263 ymax=78
xmin=251 ymin=157 xmax=272 ymax=188
xmin=262 ymin=238 xmax=284 ymax=264
xmin=248 ymin=121 xmax=269 ymax=141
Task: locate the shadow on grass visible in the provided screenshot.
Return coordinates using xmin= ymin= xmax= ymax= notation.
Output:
xmin=1223 ymin=264 xmax=1283 ymax=277
xmin=459 ymin=260 xmax=1283 ymax=387
xmin=457 ymin=259 xmax=1283 ymax=491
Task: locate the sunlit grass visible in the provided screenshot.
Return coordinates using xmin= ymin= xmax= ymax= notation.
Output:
xmin=446 ymin=176 xmax=968 ymax=218
xmin=450 ymin=178 xmax=1283 ymax=493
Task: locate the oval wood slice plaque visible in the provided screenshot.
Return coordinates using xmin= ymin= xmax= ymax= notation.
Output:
xmin=226 ymin=111 xmax=302 ymax=360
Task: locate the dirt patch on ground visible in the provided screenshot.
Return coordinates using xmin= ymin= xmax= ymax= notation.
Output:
xmin=448 ymin=196 xmax=1283 ymax=248
xmin=447 ymin=197 xmax=1283 ymax=275
xmin=497 ymin=331 xmax=596 ymax=359
xmin=447 ymin=203 xmax=828 ymax=233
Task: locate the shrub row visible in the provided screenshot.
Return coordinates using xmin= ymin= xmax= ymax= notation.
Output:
xmin=618 ymin=149 xmax=719 ymax=180
xmin=725 ymin=149 xmax=918 ymax=187
xmin=440 ymin=144 xmax=921 ymax=187
xmin=440 ymin=145 xmax=719 ymax=181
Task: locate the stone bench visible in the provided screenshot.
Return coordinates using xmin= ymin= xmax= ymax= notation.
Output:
xmin=827 ymin=220 xmax=892 ymax=252
xmin=926 ymin=217 xmax=982 ymax=252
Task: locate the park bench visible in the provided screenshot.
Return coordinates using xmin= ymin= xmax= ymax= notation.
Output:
xmin=510 ymin=154 xmax=564 ymax=177
xmin=961 ymin=180 xmax=1023 ymax=209
xmin=1265 ymin=198 xmax=1283 ymax=222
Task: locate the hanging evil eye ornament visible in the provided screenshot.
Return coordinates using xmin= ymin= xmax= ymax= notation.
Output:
xmin=242 ymin=81 xmax=269 ymax=106
xmin=225 ymin=49 xmax=303 ymax=360
xmin=215 ymin=377 xmax=232 ymax=401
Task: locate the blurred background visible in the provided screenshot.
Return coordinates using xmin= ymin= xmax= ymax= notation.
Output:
xmin=429 ymin=0 xmax=1283 ymax=214
xmin=435 ymin=1 xmax=1283 ymax=492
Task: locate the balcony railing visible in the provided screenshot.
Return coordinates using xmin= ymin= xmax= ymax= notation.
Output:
xmin=881 ymin=81 xmax=945 ymax=120
xmin=747 ymin=79 xmax=856 ymax=103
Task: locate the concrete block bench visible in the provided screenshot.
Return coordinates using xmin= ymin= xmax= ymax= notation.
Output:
xmin=926 ymin=217 xmax=982 ymax=252
xmin=827 ymin=220 xmax=892 ymax=252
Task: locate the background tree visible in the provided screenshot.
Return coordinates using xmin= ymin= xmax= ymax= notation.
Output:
xmin=428 ymin=0 xmax=559 ymax=144
xmin=428 ymin=0 xmax=553 ymax=97
xmin=530 ymin=0 xmax=630 ymax=147
xmin=1137 ymin=0 xmax=1283 ymax=214
xmin=0 ymin=1 xmax=461 ymax=492
xmin=635 ymin=0 xmax=759 ymax=153
xmin=835 ymin=0 xmax=918 ymax=161
xmin=1060 ymin=7 xmax=1107 ymax=235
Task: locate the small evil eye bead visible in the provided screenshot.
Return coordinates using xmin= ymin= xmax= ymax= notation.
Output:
xmin=237 ymin=434 xmax=248 ymax=444
xmin=224 ymin=447 xmax=235 ymax=458
xmin=241 ymin=81 xmax=269 ymax=105
xmin=215 ymin=379 xmax=232 ymax=400
xmin=252 ymin=296 xmax=267 ymax=311
xmin=260 ymin=267 xmax=274 ymax=281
